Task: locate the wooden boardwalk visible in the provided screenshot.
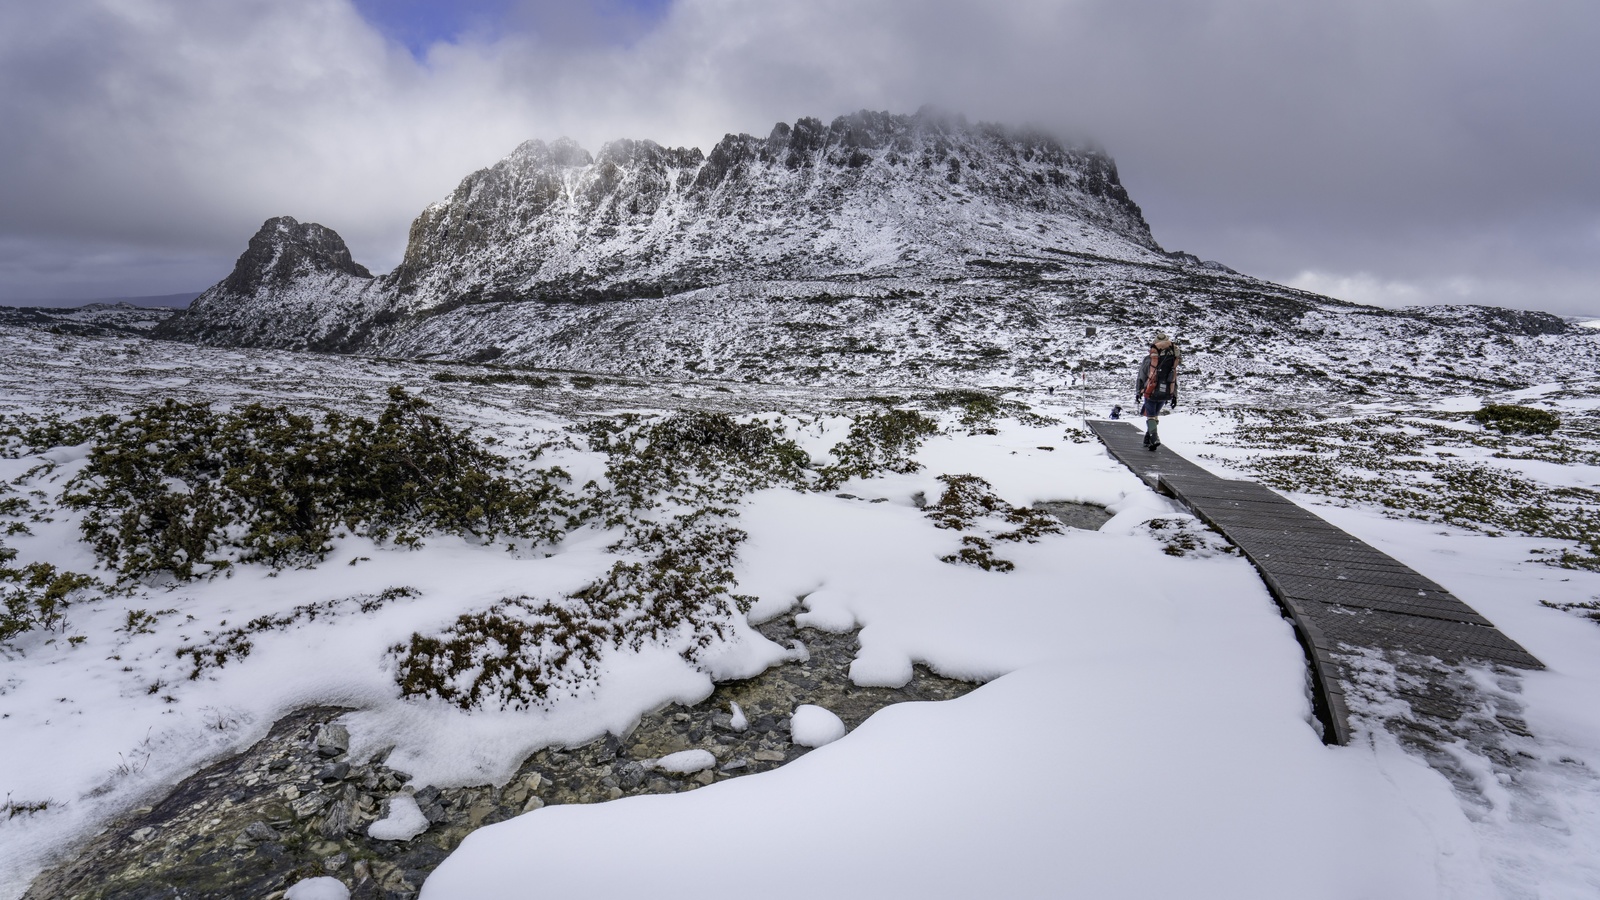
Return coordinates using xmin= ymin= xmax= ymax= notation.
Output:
xmin=1086 ymin=420 xmax=1542 ymax=745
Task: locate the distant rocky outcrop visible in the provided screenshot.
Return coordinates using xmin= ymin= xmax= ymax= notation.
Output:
xmin=158 ymin=216 xmax=388 ymax=351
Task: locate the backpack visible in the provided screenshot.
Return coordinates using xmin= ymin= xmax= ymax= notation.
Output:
xmin=1151 ymin=346 xmax=1178 ymax=399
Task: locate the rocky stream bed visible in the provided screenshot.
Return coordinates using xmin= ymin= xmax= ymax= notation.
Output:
xmin=22 ymin=614 xmax=979 ymax=899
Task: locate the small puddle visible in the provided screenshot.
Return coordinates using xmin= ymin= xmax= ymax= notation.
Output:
xmin=1032 ymin=500 xmax=1113 ymax=530
xmin=25 ymin=612 xmax=976 ymax=900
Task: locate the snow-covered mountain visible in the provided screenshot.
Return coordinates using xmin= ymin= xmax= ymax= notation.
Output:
xmin=155 ymin=108 xmax=1597 ymax=393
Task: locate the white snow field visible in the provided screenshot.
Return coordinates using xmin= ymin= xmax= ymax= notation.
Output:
xmin=0 ymin=328 xmax=1598 ymax=898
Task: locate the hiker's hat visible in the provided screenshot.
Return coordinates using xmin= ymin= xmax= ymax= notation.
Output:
xmin=1154 ymin=332 xmax=1170 ymax=342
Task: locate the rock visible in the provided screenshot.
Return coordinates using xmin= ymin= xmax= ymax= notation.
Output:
xmin=719 ymin=758 xmax=750 ymax=773
xmin=292 ymin=792 xmax=331 ymax=819
xmin=753 ymin=749 xmax=786 ymax=762
xmin=521 ymin=796 xmax=545 ymax=813
xmin=317 ymin=762 xmax=350 ymax=782
xmin=316 ymin=724 xmax=350 ymax=758
xmin=502 ymin=783 xmax=529 ymax=808
xmin=790 ymin=704 xmax=848 ymax=748
xmin=240 ymin=821 xmax=281 ymax=844
xmin=324 ymin=852 xmax=349 ymax=873
xmin=617 ymin=761 xmax=646 ymax=790
xmin=652 ymin=749 xmax=716 ymax=775
xmin=320 ymin=797 xmax=355 ymax=839
xmin=129 ymin=827 xmax=155 ymax=843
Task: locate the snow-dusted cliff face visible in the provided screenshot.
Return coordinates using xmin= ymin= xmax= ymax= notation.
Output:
xmin=387 ymin=108 xmax=1163 ymax=307
xmin=156 ymin=108 xmax=1591 ymax=393
xmin=160 ymin=109 xmax=1169 ymax=348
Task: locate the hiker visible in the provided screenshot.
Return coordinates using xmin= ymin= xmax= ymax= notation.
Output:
xmin=1135 ymin=333 xmax=1179 ymax=450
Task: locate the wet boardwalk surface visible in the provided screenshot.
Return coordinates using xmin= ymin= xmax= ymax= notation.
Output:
xmin=1087 ymin=420 xmax=1542 ymax=744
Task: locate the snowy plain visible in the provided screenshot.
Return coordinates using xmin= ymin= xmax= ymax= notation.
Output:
xmin=0 ymin=327 xmax=1598 ymax=898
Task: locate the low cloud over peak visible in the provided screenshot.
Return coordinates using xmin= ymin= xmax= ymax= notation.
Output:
xmin=2 ymin=0 xmax=1597 ymax=316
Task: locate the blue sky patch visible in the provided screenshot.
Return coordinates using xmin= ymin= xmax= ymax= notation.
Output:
xmin=352 ymin=0 xmax=674 ymax=58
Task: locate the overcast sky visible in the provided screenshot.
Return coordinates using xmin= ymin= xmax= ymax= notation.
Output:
xmin=1 ymin=0 xmax=1596 ymax=316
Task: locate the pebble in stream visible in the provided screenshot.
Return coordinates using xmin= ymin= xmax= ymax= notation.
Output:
xmin=22 ymin=613 xmax=976 ymax=900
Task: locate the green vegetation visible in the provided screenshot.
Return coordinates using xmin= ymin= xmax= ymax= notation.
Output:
xmin=2 ymin=797 xmax=53 ymax=819
xmin=926 ymin=474 xmax=1062 ymax=571
xmin=579 ymin=411 xmax=810 ymax=518
xmin=394 ymin=512 xmax=753 ymax=711
xmin=62 ymin=387 xmax=576 ymax=580
xmin=1539 ymin=599 xmax=1600 ymax=627
xmin=1140 ymin=518 xmax=1239 ymax=558
xmin=925 ymin=389 xmax=1054 ymax=435
xmin=0 ymin=411 xmax=119 ymax=457
xmin=431 ymin=371 xmax=556 ymax=388
xmin=817 ymin=410 xmax=939 ymax=489
xmin=393 ymin=411 xmax=811 ymax=710
xmin=1 ymin=545 xmax=102 ymax=641
xmin=1222 ymin=409 xmax=1600 ymax=571
xmin=1473 ymin=404 xmax=1560 ymax=435
xmin=176 ymin=587 xmax=418 ymax=679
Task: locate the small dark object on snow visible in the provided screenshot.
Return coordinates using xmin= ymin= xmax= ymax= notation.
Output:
xmin=1110 ymin=404 xmax=1122 ymax=419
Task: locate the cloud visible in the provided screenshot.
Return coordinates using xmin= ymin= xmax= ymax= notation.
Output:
xmin=1 ymin=0 xmax=1597 ymax=316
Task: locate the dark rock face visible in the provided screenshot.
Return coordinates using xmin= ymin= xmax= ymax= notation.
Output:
xmin=222 ymin=217 xmax=372 ymax=296
xmin=1412 ymin=304 xmax=1572 ymax=337
xmin=154 ymin=217 xmax=386 ymax=350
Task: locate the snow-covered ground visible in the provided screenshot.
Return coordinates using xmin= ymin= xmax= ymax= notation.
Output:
xmin=2 ymin=327 xmax=1599 ymax=898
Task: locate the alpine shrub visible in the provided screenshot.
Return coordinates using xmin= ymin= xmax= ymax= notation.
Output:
xmin=579 ymin=411 xmax=810 ymax=519
xmin=1 ymin=544 xmax=101 ymax=641
xmin=1473 ymin=404 xmax=1560 ymax=435
xmin=817 ymin=410 xmax=939 ymax=489
xmin=393 ymin=513 xmax=753 ymax=710
xmin=63 ymin=387 xmax=576 ymax=580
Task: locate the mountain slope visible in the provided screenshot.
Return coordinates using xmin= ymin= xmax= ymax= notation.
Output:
xmin=154 ymin=108 xmax=1597 ymax=396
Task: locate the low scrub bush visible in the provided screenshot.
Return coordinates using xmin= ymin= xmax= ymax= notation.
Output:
xmin=393 ymin=514 xmax=752 ymax=710
xmin=925 ymin=390 xmax=1054 ymax=434
xmin=177 ymin=586 xmax=418 ymax=679
xmin=926 ymin=474 xmax=1061 ymax=571
xmin=580 ymin=412 xmax=810 ymax=518
xmin=62 ymin=387 xmax=576 ymax=580
xmin=1 ymin=544 xmax=101 ymax=641
xmin=0 ymin=412 xmax=120 ymax=457
xmin=1474 ymin=404 xmax=1560 ymax=435
xmin=817 ymin=410 xmax=939 ymax=489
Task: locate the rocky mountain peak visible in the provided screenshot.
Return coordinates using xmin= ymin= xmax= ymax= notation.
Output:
xmin=220 ymin=217 xmax=371 ymax=296
xmin=381 ymin=108 xmax=1164 ymax=307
